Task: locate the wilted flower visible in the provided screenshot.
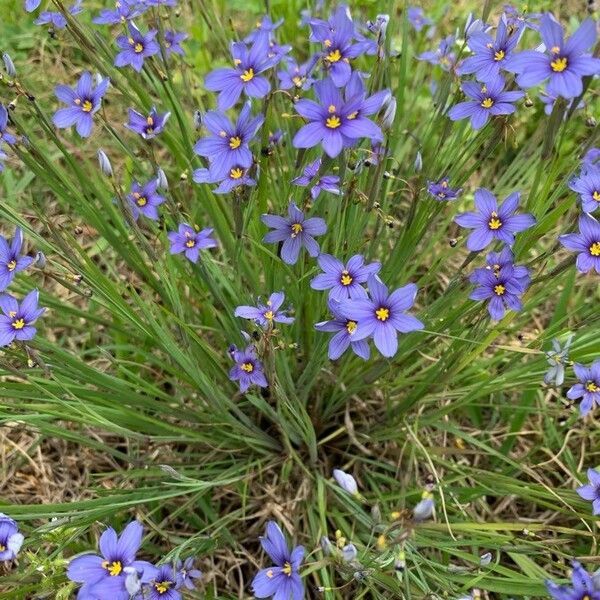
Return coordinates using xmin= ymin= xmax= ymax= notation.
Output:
xmin=505 ymin=14 xmax=600 ymax=99
xmin=0 ymin=147 xmax=7 ymax=174
xmin=567 ymin=360 xmax=600 ymax=416
xmin=125 ymin=107 xmax=171 ymax=140
xmin=164 ymin=30 xmax=187 ymax=57
xmin=539 ymin=90 xmax=585 ymax=116
xmin=34 ymin=0 xmax=82 ymax=29
xmin=559 ymin=213 xmax=600 ymax=274
xmin=53 ymin=72 xmax=109 ymax=138
xmin=0 ymin=514 xmax=24 ymax=560
xmin=569 ymin=165 xmax=600 ymax=214
xmin=234 ymin=292 xmax=294 ymax=328
xmin=228 ymin=345 xmax=268 ymax=393
xmin=448 ymin=76 xmax=524 ymax=130
xmin=342 ymin=544 xmax=357 ymax=562
xmin=333 ymin=469 xmax=359 ymax=495
xmin=115 ymin=23 xmax=160 ymax=72
xmin=292 ymin=158 xmax=340 ymax=200
xmin=204 ymin=37 xmax=279 ymax=110
xmin=261 ymin=202 xmax=326 ymax=265
xmin=413 ymin=492 xmax=435 ymax=521
xmin=67 ymin=521 xmax=157 ymax=598
xmin=479 ymin=552 xmax=492 ymax=567
xmin=338 ymin=276 xmax=424 ymax=358
xmin=97 ymin=149 xmax=113 ymax=177
xmin=124 ymin=565 xmax=143 ymax=596
xmin=407 ymin=7 xmax=432 ymax=32
xmin=427 ymin=177 xmax=462 ymax=201
xmin=544 ymin=336 xmax=573 ymax=386
xmin=311 ymin=253 xmax=380 ymax=301
xmin=417 ymin=35 xmax=456 ymax=70
xmin=168 ymin=224 xmax=217 ymax=263
xmin=0 ymin=227 xmax=33 ymax=290
xmin=127 ymin=179 xmax=165 ymax=221
xmin=0 ymin=290 xmax=45 ymax=346
xmin=252 ymin=521 xmax=304 ymax=600
xmin=546 ymin=561 xmax=600 ymax=600
xmin=93 ymin=0 xmax=147 ymax=25
xmin=175 ymin=557 xmax=202 ymax=590
xmin=576 ymin=468 xmax=600 ymax=515
xmin=454 ymin=189 xmax=536 ymax=251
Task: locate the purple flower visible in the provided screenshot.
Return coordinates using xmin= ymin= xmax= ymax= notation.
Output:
xmin=469 ymin=247 xmax=531 ymax=289
xmin=583 ymin=148 xmax=600 ymax=168
xmin=167 ymin=224 xmax=217 ymax=263
xmin=0 ymin=514 xmax=24 ymax=560
xmin=194 ymin=103 xmax=263 ymax=175
xmin=252 ymin=521 xmax=304 ymax=600
xmin=192 ymin=163 xmax=256 ymax=194
xmin=34 ymin=0 xmax=82 ymax=28
xmin=469 ymin=263 xmax=528 ymax=321
xmin=567 ymin=360 xmax=600 ymax=416
xmin=546 ymin=561 xmax=600 ymax=600
xmin=503 ymin=5 xmax=541 ymax=31
xmin=505 ymin=14 xmax=600 ymax=99
xmin=291 ymin=158 xmax=340 ymax=200
xmin=164 ymin=30 xmax=187 ymax=57
xmin=338 ymin=276 xmax=424 ymax=358
xmin=454 ymin=188 xmax=536 ymax=251
xmin=310 ymin=253 xmax=380 ymax=301
xmin=127 ymin=178 xmax=165 ymax=221
xmin=0 ymin=290 xmax=45 ymax=346
xmin=144 ymin=0 xmax=177 ymax=6
xmin=261 ymin=202 xmax=326 ymax=265
xmin=577 ymin=468 xmax=600 ymax=515
xmin=332 ymin=469 xmax=359 ymax=495
xmin=204 ymin=37 xmax=278 ymax=110
xmin=53 ymin=72 xmax=109 ymax=138
xmin=417 ymin=35 xmax=456 ymax=70
xmin=277 ymin=59 xmax=315 ymax=91
xmin=0 ymin=105 xmax=17 ymax=146
xmin=569 ymin=165 xmax=600 ymax=214
xmin=234 ymin=292 xmax=294 ymax=328
xmin=0 ymin=227 xmax=33 ymax=291
xmin=293 ymin=77 xmax=385 ymax=158
xmin=93 ymin=0 xmax=147 ymax=25
xmin=457 ymin=16 xmax=520 ymax=81
xmin=144 ymin=564 xmax=181 ymax=600
xmin=244 ymin=15 xmax=284 ymax=44
xmin=539 ymin=90 xmax=585 ymax=115
xmin=228 ymin=345 xmax=268 ymax=393
xmin=407 ymin=7 xmax=432 ymax=32
xmin=448 ymin=76 xmax=524 ymax=130
xmin=309 ymin=6 xmax=365 ymax=87
xmin=24 ymin=0 xmax=42 ymax=12
xmin=115 ymin=23 xmax=160 ymax=72
xmin=175 ymin=558 xmax=202 ymax=591
xmin=125 ymin=106 xmax=170 ymax=140
xmin=559 ymin=213 xmax=600 ymax=274
xmin=67 ymin=521 xmax=157 ymax=600
xmin=426 ymin=176 xmax=462 ymax=201
xmin=314 ymin=299 xmax=370 ymax=360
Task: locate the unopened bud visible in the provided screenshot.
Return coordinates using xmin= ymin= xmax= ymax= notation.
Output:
xmin=2 ymin=53 xmax=16 ymax=78
xmin=479 ymin=552 xmax=492 ymax=567
xmin=413 ymin=496 xmax=435 ymax=522
xmin=381 ymin=95 xmax=396 ymax=130
xmin=341 ymin=544 xmax=357 ymax=562
xmin=97 ymin=149 xmax=113 ymax=177
xmin=414 ymin=151 xmax=423 ymax=172
xmin=320 ymin=536 xmax=333 ymax=556
xmin=332 ymin=469 xmax=358 ymax=496
xmin=33 ymin=251 xmax=46 ymax=269
xmin=156 ymin=167 xmax=168 ymax=190
xmin=194 ymin=110 xmax=203 ymax=129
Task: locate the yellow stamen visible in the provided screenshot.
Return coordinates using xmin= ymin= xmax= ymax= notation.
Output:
xmin=154 ymin=580 xmax=171 ymax=593
xmin=134 ymin=43 xmax=144 ymax=53
xmin=494 ymin=284 xmax=505 ymax=296
xmin=346 ymin=320 xmax=357 ymax=334
xmin=292 ymin=76 xmax=303 ymax=87
xmin=347 ymin=111 xmax=358 ymax=120
xmin=282 ymin=562 xmax=292 ymax=576
xmin=488 ymin=212 xmax=502 ymax=230
xmin=376 ymin=534 xmax=387 ymax=550
xmin=240 ymin=68 xmax=254 ymax=82
xmin=291 ymin=223 xmax=303 ymax=237
xmin=264 ymin=310 xmax=274 ymax=320
xmin=229 ymin=136 xmax=241 ymax=149
xmin=127 ymin=37 xmax=134 ymax=45
xmin=0 ymin=544 xmax=4 ymax=552
xmin=136 ymin=196 xmax=147 ymax=206
xmin=328 ymin=105 xmax=336 ymax=114
xmin=82 ymin=100 xmax=93 ymax=112
xmin=550 ymin=57 xmax=567 ymax=72
xmin=586 ymin=381 xmax=599 ymax=393
xmin=326 ymin=115 xmax=341 ymax=129
xmin=340 ymin=271 xmax=353 ymax=286
xmin=185 ymin=239 xmax=195 ymax=248
xmin=441 ymin=180 xmax=448 ymax=188
xmin=375 ymin=307 xmax=389 ymax=321
xmin=7 ymin=260 xmax=17 ymax=271
xmin=494 ymin=49 xmax=505 ymax=61
xmin=241 ymin=362 xmax=254 ymax=373
xmin=230 ymin=168 xmax=244 ymax=179
xmin=101 ymin=560 xmax=122 ymax=577
xmin=481 ymin=97 xmax=494 ymax=108
xmin=590 ymin=242 xmax=600 ymax=256
xmin=593 ymin=191 xmax=600 ymax=202
xmin=165 ymin=42 xmax=171 ymax=48
xmin=327 ymin=49 xmax=342 ymax=62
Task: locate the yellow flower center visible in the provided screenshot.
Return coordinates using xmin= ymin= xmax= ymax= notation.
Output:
xmin=82 ymin=100 xmax=93 ymax=112
xmin=550 ymin=57 xmax=567 ymax=72
xmin=185 ymin=239 xmax=195 ymax=248
xmin=134 ymin=43 xmax=144 ymax=53
xmin=101 ymin=560 xmax=122 ymax=577
xmin=136 ymin=196 xmax=147 ymax=207
xmin=230 ymin=168 xmax=244 ymax=179
xmin=327 ymin=48 xmax=342 ymax=62
xmin=347 ymin=111 xmax=358 ymax=120
xmin=240 ymin=68 xmax=254 ymax=82
xmin=481 ymin=97 xmax=494 ymax=108
xmin=340 ymin=271 xmax=353 ymax=286
xmin=593 ymin=191 xmax=600 ymax=202
xmin=291 ymin=223 xmax=303 ymax=237
xmin=590 ymin=242 xmax=600 ymax=256
xmin=586 ymin=381 xmax=599 ymax=393
xmin=241 ymin=362 xmax=254 ymax=373
xmin=494 ymin=284 xmax=505 ymax=296
xmin=155 ymin=580 xmax=172 ymax=594
xmin=494 ymin=49 xmax=505 ymax=61
xmin=12 ymin=318 xmax=25 ymax=330
xmin=326 ymin=115 xmax=341 ymax=129
xmin=229 ymin=136 xmax=241 ymax=149
xmin=488 ymin=212 xmax=502 ymax=230
xmin=7 ymin=260 xmax=17 ymax=271
xmin=282 ymin=561 xmax=293 ymax=576
xmin=375 ymin=307 xmax=389 ymax=321
xmin=264 ymin=310 xmax=274 ymax=320
xmin=346 ymin=320 xmax=357 ymax=334
xmin=292 ymin=75 xmax=303 ymax=87
xmin=0 ymin=544 xmax=4 ymax=552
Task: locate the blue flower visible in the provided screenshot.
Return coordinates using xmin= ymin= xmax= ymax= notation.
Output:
xmin=546 ymin=561 xmax=600 ymax=600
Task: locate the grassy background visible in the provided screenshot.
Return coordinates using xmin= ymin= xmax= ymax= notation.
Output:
xmin=1 ymin=0 xmax=599 ymax=598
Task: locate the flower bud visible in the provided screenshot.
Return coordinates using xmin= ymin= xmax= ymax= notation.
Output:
xmin=413 ymin=494 xmax=435 ymax=521
xmin=33 ymin=251 xmax=46 ymax=270
xmin=156 ymin=167 xmax=169 ymax=190
xmin=332 ymin=468 xmax=358 ymax=496
xmin=341 ymin=543 xmax=357 ymax=562
xmin=479 ymin=552 xmax=492 ymax=566
xmin=96 ymin=149 xmax=113 ymax=177
xmin=381 ymin=96 xmax=396 ymax=131
xmin=124 ymin=566 xmax=142 ymax=595
xmin=2 ymin=53 xmax=16 ymax=78
xmin=194 ymin=110 xmax=203 ymax=129
xmin=414 ymin=151 xmax=423 ymax=173
xmin=320 ymin=536 xmax=333 ymax=555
